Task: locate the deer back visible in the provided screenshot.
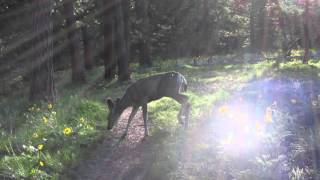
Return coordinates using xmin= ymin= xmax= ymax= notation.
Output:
xmin=123 ymin=72 xmax=187 ymax=106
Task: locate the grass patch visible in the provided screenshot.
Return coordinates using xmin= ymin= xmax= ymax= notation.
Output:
xmin=0 ymin=96 xmax=108 ymax=179
xmin=275 ymin=60 xmax=320 ymax=78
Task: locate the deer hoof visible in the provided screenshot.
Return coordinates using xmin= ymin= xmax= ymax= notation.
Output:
xmin=184 ymin=123 xmax=188 ymax=129
xmin=120 ymin=133 xmax=127 ymax=140
xmin=142 ymin=136 xmax=149 ymax=142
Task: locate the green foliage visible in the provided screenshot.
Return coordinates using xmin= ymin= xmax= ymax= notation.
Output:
xmin=0 ymin=97 xmax=107 ymax=179
xmin=276 ymin=60 xmax=320 ymax=78
xmin=147 ymin=89 xmax=230 ymax=133
xmin=148 ymin=97 xmax=180 ymax=132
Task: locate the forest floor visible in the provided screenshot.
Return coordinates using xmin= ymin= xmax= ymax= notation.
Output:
xmin=65 ymin=60 xmax=320 ymax=180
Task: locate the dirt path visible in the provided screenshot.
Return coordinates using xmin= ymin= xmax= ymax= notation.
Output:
xmin=65 ymin=107 xmax=171 ymax=180
xmin=68 ymin=108 xmax=224 ymax=180
xmin=66 ymin=102 xmax=231 ymax=180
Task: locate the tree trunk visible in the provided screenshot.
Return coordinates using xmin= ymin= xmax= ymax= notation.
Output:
xmin=201 ymin=0 xmax=213 ymax=55
xmin=122 ymin=0 xmax=130 ymax=57
xmin=102 ymin=0 xmax=116 ymax=80
xmin=63 ymin=0 xmax=86 ymax=83
xmin=303 ymin=0 xmax=311 ymax=64
xmin=82 ymin=26 xmax=94 ymax=70
xmin=136 ymin=0 xmax=152 ymax=67
xmin=249 ymin=0 xmax=256 ymax=53
xmin=274 ymin=0 xmax=290 ymax=58
xmin=261 ymin=0 xmax=270 ymax=52
xmin=29 ymin=0 xmax=55 ymax=102
xmin=114 ymin=0 xmax=130 ymax=81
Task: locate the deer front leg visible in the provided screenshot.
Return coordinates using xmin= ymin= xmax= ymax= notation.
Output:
xmin=179 ymin=102 xmax=190 ymax=129
xmin=142 ymin=104 xmax=149 ymax=136
xmin=121 ymin=107 xmax=139 ymax=140
xmin=178 ymin=106 xmax=185 ymax=125
xmin=174 ymin=94 xmax=190 ymax=129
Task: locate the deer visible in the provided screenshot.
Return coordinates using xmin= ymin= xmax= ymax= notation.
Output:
xmin=106 ymin=71 xmax=190 ymax=139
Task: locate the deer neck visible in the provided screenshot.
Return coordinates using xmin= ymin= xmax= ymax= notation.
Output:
xmin=116 ymin=94 xmax=132 ymax=114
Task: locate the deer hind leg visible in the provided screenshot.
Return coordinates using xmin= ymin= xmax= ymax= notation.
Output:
xmin=142 ymin=104 xmax=149 ymax=136
xmin=184 ymin=103 xmax=190 ymax=129
xmin=173 ymin=94 xmax=190 ymax=129
xmin=121 ymin=107 xmax=139 ymax=140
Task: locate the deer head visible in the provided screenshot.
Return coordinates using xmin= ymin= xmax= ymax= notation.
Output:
xmin=106 ymin=98 xmax=121 ymax=130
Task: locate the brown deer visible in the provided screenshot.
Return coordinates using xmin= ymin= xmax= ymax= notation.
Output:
xmin=106 ymin=71 xmax=190 ymax=139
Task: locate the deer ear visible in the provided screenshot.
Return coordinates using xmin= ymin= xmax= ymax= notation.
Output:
xmin=107 ymin=98 xmax=114 ymax=110
xmin=116 ymin=98 xmax=120 ymax=104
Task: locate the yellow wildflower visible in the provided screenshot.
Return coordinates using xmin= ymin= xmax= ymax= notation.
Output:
xmin=264 ymin=107 xmax=273 ymax=123
xmin=42 ymin=116 xmax=48 ymax=124
xmin=218 ymin=105 xmax=229 ymax=114
xmin=32 ymin=133 xmax=39 ymax=138
xmin=63 ymin=127 xmax=73 ymax=135
xmin=28 ymin=107 xmax=35 ymax=112
xmin=30 ymin=169 xmax=36 ymax=174
xmin=48 ymin=103 xmax=53 ymax=109
xmin=80 ymin=117 xmax=85 ymax=123
xmin=37 ymin=144 xmax=44 ymax=151
xmin=39 ymin=161 xmax=45 ymax=167
xmin=52 ymin=111 xmax=57 ymax=116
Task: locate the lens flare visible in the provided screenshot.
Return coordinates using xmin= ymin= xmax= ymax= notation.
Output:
xmin=216 ymin=101 xmax=271 ymax=153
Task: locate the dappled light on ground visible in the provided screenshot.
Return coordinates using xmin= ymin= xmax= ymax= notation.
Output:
xmin=111 ymin=108 xmax=146 ymax=146
xmin=215 ymin=101 xmax=270 ymax=154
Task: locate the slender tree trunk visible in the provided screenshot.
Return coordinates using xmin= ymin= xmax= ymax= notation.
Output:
xmin=256 ymin=0 xmax=267 ymax=54
xmin=102 ymin=0 xmax=116 ymax=80
xmin=273 ymin=0 xmax=288 ymax=58
xmin=82 ymin=26 xmax=94 ymax=70
xmin=29 ymin=0 xmax=55 ymax=102
xmin=136 ymin=0 xmax=152 ymax=67
xmin=316 ymin=1 xmax=320 ymax=57
xmin=249 ymin=0 xmax=256 ymax=53
xmin=63 ymin=0 xmax=86 ymax=83
xmin=202 ymin=0 xmax=209 ymax=52
xmin=114 ymin=0 xmax=130 ymax=81
xmin=122 ymin=0 xmax=130 ymax=57
xmin=261 ymin=0 xmax=270 ymax=52
xmin=303 ymin=0 xmax=311 ymax=64
xmin=202 ymin=0 xmax=214 ymax=55
xmin=315 ymin=1 xmax=320 ymax=58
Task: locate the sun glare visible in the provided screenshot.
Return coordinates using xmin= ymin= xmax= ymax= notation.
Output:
xmin=216 ymin=101 xmax=272 ymax=154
